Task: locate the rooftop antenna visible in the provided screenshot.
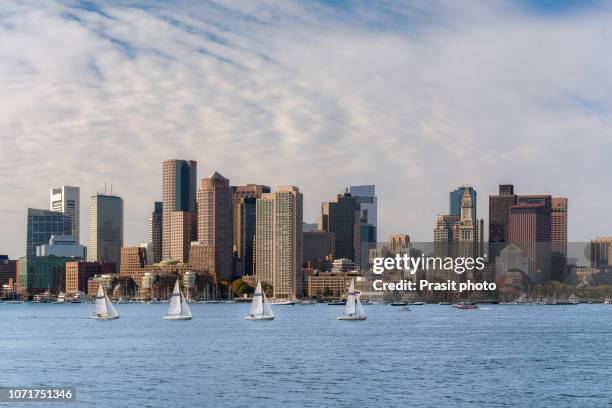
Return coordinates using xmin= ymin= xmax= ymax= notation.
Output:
xmin=111 ymin=184 xmax=113 ymax=195
xmin=104 ymin=182 xmax=107 ymax=194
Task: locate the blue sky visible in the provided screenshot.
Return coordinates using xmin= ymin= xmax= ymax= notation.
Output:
xmin=1 ymin=0 xmax=612 ymax=258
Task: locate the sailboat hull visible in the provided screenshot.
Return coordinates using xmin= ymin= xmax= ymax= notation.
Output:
xmin=91 ymin=314 xmax=120 ymax=320
xmin=244 ymin=315 xmax=275 ymax=320
xmin=337 ymin=315 xmax=366 ymax=321
xmin=163 ymin=314 xmax=192 ymax=320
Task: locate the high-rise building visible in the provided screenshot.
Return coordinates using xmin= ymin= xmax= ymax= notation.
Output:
xmin=50 ymin=186 xmax=80 ymax=242
xmin=450 ymin=186 xmax=477 ymax=222
xmin=26 ymin=208 xmax=72 ymax=257
xmin=320 ymin=191 xmax=360 ymax=266
xmin=551 ymin=197 xmax=568 ymax=256
xmin=89 ymin=194 xmax=123 ymax=266
xmin=488 ymin=184 xmax=517 ymax=258
xmin=388 ymin=234 xmax=410 ymax=254
xmin=303 ymin=231 xmax=335 ymax=265
xmin=197 ymin=172 xmax=233 ymax=281
xmin=0 ymin=255 xmax=17 ymax=289
xmin=232 ymin=184 xmax=270 ymax=275
xmin=349 ymin=185 xmax=377 ymax=270
xmin=149 ymin=202 xmax=163 ymax=263
xmin=508 ymin=195 xmax=552 ymax=283
xmin=162 ymin=159 xmax=197 ymax=260
xmin=169 ymin=211 xmax=196 ymax=263
xmin=255 ymin=186 xmax=303 ymax=299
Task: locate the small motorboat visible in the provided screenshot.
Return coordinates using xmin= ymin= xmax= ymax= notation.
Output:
xmin=390 ymin=301 xmax=408 ymax=306
xmin=452 ymin=302 xmax=478 ymax=310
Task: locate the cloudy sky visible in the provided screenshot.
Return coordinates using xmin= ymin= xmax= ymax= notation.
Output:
xmin=1 ymin=0 xmax=611 ymax=259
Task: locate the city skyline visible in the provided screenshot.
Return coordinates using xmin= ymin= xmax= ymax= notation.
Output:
xmin=2 ymin=1 xmax=612 ymax=258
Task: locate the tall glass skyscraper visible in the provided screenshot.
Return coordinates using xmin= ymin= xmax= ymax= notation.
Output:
xmin=89 ymin=194 xmax=123 ymax=266
xmin=26 ymin=208 xmax=72 ymax=257
xmin=349 ymin=185 xmax=377 ymax=270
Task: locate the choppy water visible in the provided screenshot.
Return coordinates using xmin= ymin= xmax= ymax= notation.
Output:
xmin=0 ymin=303 xmax=611 ymax=407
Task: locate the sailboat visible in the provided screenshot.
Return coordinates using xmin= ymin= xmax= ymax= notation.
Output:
xmin=91 ymin=284 xmax=119 ymax=320
xmin=337 ymin=279 xmax=366 ymax=321
xmin=245 ymin=281 xmax=274 ymax=320
xmin=164 ymin=279 xmax=192 ymax=320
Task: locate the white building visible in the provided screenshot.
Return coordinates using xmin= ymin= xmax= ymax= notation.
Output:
xmin=50 ymin=186 xmax=80 ymax=242
xmin=36 ymin=235 xmax=86 ymax=258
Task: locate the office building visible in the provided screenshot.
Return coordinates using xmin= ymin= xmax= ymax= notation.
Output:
xmin=26 ymin=208 xmax=72 ymax=257
xmin=489 ymin=184 xmax=518 ymax=259
xmin=255 ymin=186 xmax=303 ymax=299
xmin=0 ymin=255 xmax=17 ymax=288
xmin=197 ymin=172 xmax=233 ymax=280
xmin=149 ymin=201 xmax=163 ymax=263
xmin=169 ymin=211 xmax=195 ymax=263
xmin=50 ymin=186 xmax=80 ymax=242
xmin=303 ymin=231 xmax=335 ymax=265
xmin=320 ymin=191 xmax=360 ymax=265
xmin=162 ymin=159 xmax=197 ymax=260
xmin=508 ymin=195 xmax=552 ymax=283
xmin=590 ymin=237 xmax=612 ymax=268
xmin=89 ymin=194 xmax=123 ymax=266
xmin=233 ymin=184 xmax=270 ymax=276
xmin=551 ymin=197 xmax=568 ymax=256
xmin=36 ymin=235 xmax=86 ymax=258
xmin=18 ymin=256 xmax=74 ymax=295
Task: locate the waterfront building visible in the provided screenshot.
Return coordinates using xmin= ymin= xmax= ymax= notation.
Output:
xmin=26 ymin=208 xmax=72 ymax=257
xmin=18 ymin=256 xmax=77 ymax=295
xmin=65 ymin=261 xmax=114 ymax=293
xmin=255 ymin=186 xmax=303 ymax=299
xmin=119 ymin=246 xmax=149 ymax=281
xmin=320 ymin=191 xmax=360 ymax=265
xmin=89 ymin=194 xmax=123 ymax=266
xmin=0 ymin=255 xmax=17 ymax=289
xmin=49 ymin=186 xmax=80 ymax=242
xmin=36 ymin=235 xmax=86 ymax=258
xmin=331 ymin=258 xmax=356 ymax=273
xmin=232 ymin=184 xmax=270 ymax=276
xmin=306 ymin=269 xmax=362 ymax=299
xmin=149 ymin=202 xmax=163 ymax=263
xmin=162 ymin=159 xmax=197 ymax=260
xmin=197 ymin=172 xmax=233 ymax=280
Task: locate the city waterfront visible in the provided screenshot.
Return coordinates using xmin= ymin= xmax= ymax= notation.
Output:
xmin=1 ymin=303 xmax=610 ymax=407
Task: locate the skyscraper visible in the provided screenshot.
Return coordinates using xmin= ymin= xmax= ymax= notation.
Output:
xmin=551 ymin=197 xmax=568 ymax=256
xmin=255 ymin=186 xmax=303 ymax=299
xmin=89 ymin=194 xmax=123 ymax=266
xmin=162 ymin=159 xmax=197 ymax=260
xmin=197 ymin=172 xmax=233 ymax=280
xmin=50 ymin=186 xmax=80 ymax=242
xmin=508 ymin=195 xmax=552 ymax=283
xmin=149 ymin=201 xmax=163 ymax=263
xmin=169 ymin=211 xmax=195 ymax=263
xmin=26 ymin=208 xmax=72 ymax=257
xmin=320 ymin=191 xmax=360 ymax=266
xmin=489 ymin=184 xmax=518 ymax=259
xmin=233 ymin=184 xmax=270 ymax=275
xmin=349 ymin=185 xmax=377 ymax=270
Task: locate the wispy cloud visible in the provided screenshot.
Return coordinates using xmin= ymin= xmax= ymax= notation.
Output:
xmin=1 ymin=0 xmax=612 ymax=258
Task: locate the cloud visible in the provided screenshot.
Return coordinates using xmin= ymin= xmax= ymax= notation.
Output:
xmin=1 ymin=0 xmax=611 ymax=258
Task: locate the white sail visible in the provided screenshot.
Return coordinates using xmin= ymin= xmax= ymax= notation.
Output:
xmin=343 ymin=279 xmax=357 ymax=316
xmin=248 ymin=281 xmax=264 ymax=316
xmin=105 ymin=294 xmax=119 ymax=318
xmin=262 ymin=289 xmax=274 ymax=318
xmin=356 ymin=294 xmax=365 ymax=319
xmin=94 ymin=284 xmax=108 ymax=315
xmin=180 ymin=296 xmax=192 ymax=318
xmin=167 ymin=279 xmax=183 ymax=316
xmin=92 ymin=284 xmax=119 ymax=319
